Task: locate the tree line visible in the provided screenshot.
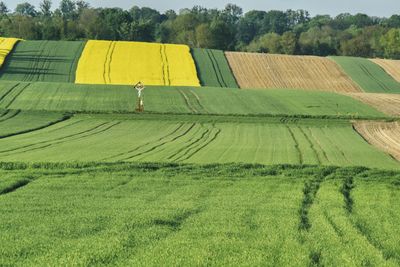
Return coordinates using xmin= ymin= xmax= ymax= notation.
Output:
xmin=1 ymin=0 xmax=400 ymax=59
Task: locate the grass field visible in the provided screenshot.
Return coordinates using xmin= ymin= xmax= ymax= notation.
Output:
xmin=191 ymin=48 xmax=238 ymax=88
xmin=0 ymin=81 xmax=386 ymax=118
xmin=330 ymin=56 xmax=400 ymax=93
xmin=0 ymin=110 xmax=69 ymax=138
xmin=0 ymin=112 xmax=397 ymax=169
xmin=1 ymin=38 xmax=400 ymax=266
xmin=0 ymin=163 xmax=399 ymax=266
xmin=0 ymin=41 xmax=85 ymax=83
xmin=225 ymin=52 xmax=361 ymax=92
xmin=75 ymin=41 xmax=200 ymax=86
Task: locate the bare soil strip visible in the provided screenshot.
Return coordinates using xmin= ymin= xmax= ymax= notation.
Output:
xmin=225 ymin=52 xmax=361 ymax=92
xmin=346 ymin=93 xmax=400 ymax=116
xmin=371 ymin=58 xmax=400 ymax=82
xmin=354 ymin=121 xmax=400 ymax=161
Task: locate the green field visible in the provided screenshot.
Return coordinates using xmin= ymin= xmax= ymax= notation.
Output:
xmin=0 ymin=81 xmax=386 ymax=118
xmin=0 ymin=41 xmax=85 ymax=83
xmin=0 ymin=112 xmax=397 ymax=169
xmin=192 ymin=48 xmax=238 ymax=88
xmin=0 ymin=163 xmax=399 ymax=266
xmin=1 ymin=39 xmax=400 ymax=266
xmin=0 ymin=110 xmax=68 ymax=138
xmin=330 ymin=56 xmax=400 ymax=93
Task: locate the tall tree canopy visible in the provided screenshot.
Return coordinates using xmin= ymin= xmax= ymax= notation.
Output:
xmin=0 ymin=1 xmax=399 ymax=58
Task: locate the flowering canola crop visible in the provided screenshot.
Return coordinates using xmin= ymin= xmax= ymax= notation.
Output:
xmin=0 ymin=38 xmax=20 ymax=67
xmin=75 ymin=40 xmax=200 ymax=86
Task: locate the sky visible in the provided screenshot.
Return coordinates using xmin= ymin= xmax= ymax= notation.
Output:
xmin=3 ymin=0 xmax=400 ymax=17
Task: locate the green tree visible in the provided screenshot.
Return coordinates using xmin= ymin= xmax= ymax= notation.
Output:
xmin=247 ymin=32 xmax=282 ymax=53
xmin=15 ymin=2 xmax=37 ymax=17
xmin=280 ymin=31 xmax=297 ymax=54
xmin=381 ymin=29 xmax=400 ymax=59
xmin=59 ymin=0 xmax=76 ymax=19
xmin=237 ymin=10 xmax=266 ymax=44
xmin=385 ymin=15 xmax=400 ymax=28
xmin=195 ymin=23 xmax=213 ymax=48
xmin=299 ymin=26 xmax=338 ymax=56
xmin=0 ymin=1 xmax=9 ymax=16
xmin=340 ymin=35 xmax=372 ymax=57
xmin=39 ymin=0 xmax=52 ymax=17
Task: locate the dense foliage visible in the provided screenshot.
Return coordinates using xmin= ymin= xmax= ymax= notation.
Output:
xmin=0 ymin=1 xmax=400 ymax=58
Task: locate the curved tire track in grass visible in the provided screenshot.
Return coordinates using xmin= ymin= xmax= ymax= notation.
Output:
xmin=3 ymin=83 xmax=31 ymax=109
xmin=0 ymin=179 xmax=31 ymax=196
xmin=168 ymin=124 xmax=222 ymax=162
xmin=177 ymin=126 xmax=221 ymax=162
xmin=0 ymin=121 xmax=121 ymax=157
xmin=120 ymin=123 xmax=197 ymax=161
xmin=0 ymin=109 xmax=20 ymax=123
xmin=101 ymin=123 xmax=187 ymax=161
xmin=0 ymin=113 xmax=72 ymax=140
xmin=340 ymin=175 xmax=400 ymax=263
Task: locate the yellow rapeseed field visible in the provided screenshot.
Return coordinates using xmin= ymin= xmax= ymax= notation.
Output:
xmin=75 ymin=40 xmax=200 ymax=86
xmin=0 ymin=37 xmax=20 ymax=67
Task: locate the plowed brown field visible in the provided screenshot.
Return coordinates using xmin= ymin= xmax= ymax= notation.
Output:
xmin=225 ymin=52 xmax=361 ymax=92
xmin=346 ymin=93 xmax=400 ymax=116
xmin=354 ymin=121 xmax=400 ymax=161
xmin=371 ymin=58 xmax=400 ymax=82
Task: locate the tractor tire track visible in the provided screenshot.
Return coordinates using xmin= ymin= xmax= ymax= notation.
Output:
xmin=0 ymin=109 xmax=20 ymax=123
xmin=189 ymin=89 xmax=208 ymax=113
xmin=27 ymin=41 xmax=47 ymax=82
xmin=0 ymin=83 xmax=21 ymax=106
xmin=120 ymin=123 xmax=197 ymax=161
xmin=0 ymin=179 xmax=32 ymax=196
xmin=358 ymin=62 xmax=390 ymax=92
xmin=0 ymin=109 xmax=8 ymax=118
xmin=107 ymin=41 xmax=116 ymax=84
xmin=321 ymin=127 xmax=351 ymax=164
xmin=297 ymin=126 xmax=322 ymax=165
xmin=103 ymin=41 xmax=114 ymax=84
xmin=3 ymin=83 xmax=31 ymax=109
xmin=209 ymin=49 xmax=228 ymax=87
xmin=133 ymin=123 xmax=204 ymax=161
xmin=340 ymin=176 xmax=400 ymax=263
xmin=167 ymin=125 xmax=211 ymax=161
xmin=0 ymin=114 xmax=72 ymax=140
xmin=174 ymin=125 xmax=221 ymax=162
xmin=163 ymin=45 xmax=171 ymax=86
xmin=206 ymin=49 xmax=224 ymax=87
xmin=101 ymin=123 xmax=187 ymax=161
xmin=0 ymin=121 xmax=119 ymax=155
xmin=0 ymin=121 xmax=121 ymax=157
xmin=178 ymin=89 xmax=198 ymax=113
xmin=286 ymin=125 xmax=303 ymax=165
xmin=307 ymin=128 xmax=330 ymax=163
